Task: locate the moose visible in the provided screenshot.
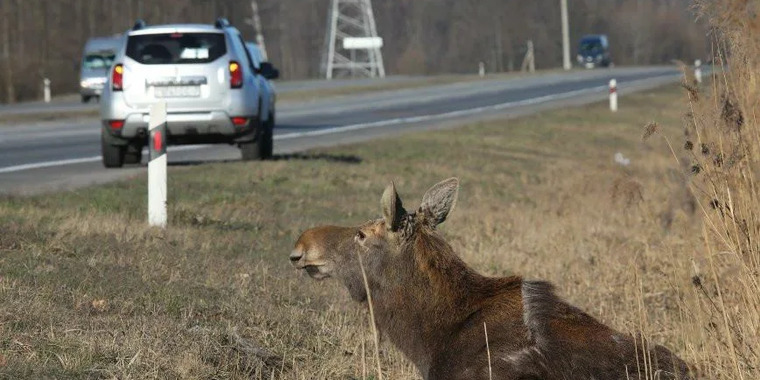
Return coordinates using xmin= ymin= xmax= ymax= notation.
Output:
xmin=290 ymin=178 xmax=693 ymax=380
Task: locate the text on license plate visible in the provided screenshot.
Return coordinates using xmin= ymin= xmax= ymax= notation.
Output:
xmin=154 ymin=86 xmax=201 ymax=98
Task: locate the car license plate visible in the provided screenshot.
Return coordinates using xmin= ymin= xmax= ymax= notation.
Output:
xmin=154 ymin=86 xmax=201 ymax=98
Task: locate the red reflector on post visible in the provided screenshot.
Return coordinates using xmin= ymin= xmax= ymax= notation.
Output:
xmin=231 ymin=117 xmax=248 ymax=126
xmin=108 ymin=120 xmax=125 ymax=129
xmin=153 ymin=131 xmax=163 ymax=152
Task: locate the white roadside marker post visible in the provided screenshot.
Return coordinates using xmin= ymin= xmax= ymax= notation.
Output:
xmin=609 ymin=79 xmax=618 ymax=112
xmin=43 ymin=78 xmax=51 ymax=103
xmin=694 ymin=59 xmax=702 ymax=84
xmin=478 ymin=61 xmax=485 ymax=78
xmin=148 ymin=101 xmax=168 ymax=228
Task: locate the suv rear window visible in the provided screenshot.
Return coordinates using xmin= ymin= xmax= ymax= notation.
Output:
xmin=126 ymin=33 xmax=226 ymax=64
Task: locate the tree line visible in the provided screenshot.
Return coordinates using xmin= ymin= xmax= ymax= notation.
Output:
xmin=0 ymin=0 xmax=707 ymax=103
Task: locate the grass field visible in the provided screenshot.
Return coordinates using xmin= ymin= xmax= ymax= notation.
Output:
xmin=0 ymin=83 xmax=750 ymax=378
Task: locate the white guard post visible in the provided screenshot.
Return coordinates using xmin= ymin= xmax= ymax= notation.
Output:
xmin=43 ymin=78 xmax=51 ymax=103
xmin=148 ymin=101 xmax=168 ymax=228
xmin=694 ymin=59 xmax=702 ymax=84
xmin=609 ymin=79 xmax=618 ymax=112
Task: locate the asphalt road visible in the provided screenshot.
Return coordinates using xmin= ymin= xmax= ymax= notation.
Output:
xmin=0 ymin=67 xmax=683 ymax=194
xmin=0 ymin=76 xmax=417 ymax=117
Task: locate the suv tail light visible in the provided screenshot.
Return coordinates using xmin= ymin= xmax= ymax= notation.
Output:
xmin=112 ymin=64 xmax=124 ymax=91
xmin=231 ymin=117 xmax=248 ymax=126
xmin=229 ymin=61 xmax=243 ymax=88
xmin=108 ymin=120 xmax=125 ymax=130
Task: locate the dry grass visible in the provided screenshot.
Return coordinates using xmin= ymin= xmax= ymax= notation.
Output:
xmin=1 ymin=81 xmax=731 ymax=378
xmin=645 ymin=1 xmax=760 ymax=377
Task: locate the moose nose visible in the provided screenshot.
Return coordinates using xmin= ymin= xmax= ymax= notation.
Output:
xmin=289 ymin=250 xmax=303 ymax=264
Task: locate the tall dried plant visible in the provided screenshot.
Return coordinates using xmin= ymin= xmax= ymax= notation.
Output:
xmin=669 ymin=1 xmax=760 ymax=377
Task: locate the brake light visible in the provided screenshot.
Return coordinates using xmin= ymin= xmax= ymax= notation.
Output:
xmin=112 ymin=64 xmax=123 ymax=91
xmin=231 ymin=117 xmax=248 ymax=126
xmin=229 ymin=61 xmax=243 ymax=88
xmin=108 ymin=120 xmax=125 ymax=130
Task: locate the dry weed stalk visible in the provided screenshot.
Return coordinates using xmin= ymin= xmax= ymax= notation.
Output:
xmin=660 ymin=0 xmax=760 ymax=376
xmin=483 ymin=322 xmax=492 ymax=380
xmin=356 ymin=250 xmax=383 ymax=380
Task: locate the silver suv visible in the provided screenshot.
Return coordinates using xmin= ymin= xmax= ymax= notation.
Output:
xmin=99 ymin=18 xmax=276 ymax=168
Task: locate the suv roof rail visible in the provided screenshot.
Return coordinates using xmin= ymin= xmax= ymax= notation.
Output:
xmin=214 ymin=17 xmax=230 ymax=29
xmin=132 ymin=19 xmax=146 ymax=31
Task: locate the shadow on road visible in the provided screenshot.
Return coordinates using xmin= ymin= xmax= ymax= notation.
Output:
xmin=272 ymin=153 xmax=362 ymax=164
xmin=166 ymin=159 xmax=237 ymax=167
xmin=162 ymin=153 xmax=362 ymax=167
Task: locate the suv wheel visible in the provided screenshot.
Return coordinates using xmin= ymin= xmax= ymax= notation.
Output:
xmin=102 ymin=133 xmax=125 ymax=168
xmin=263 ymin=111 xmax=275 ymax=158
xmin=124 ymin=143 xmax=143 ymax=165
xmin=240 ymin=116 xmax=273 ymax=161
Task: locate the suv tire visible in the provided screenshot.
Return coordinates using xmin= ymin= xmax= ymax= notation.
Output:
xmin=102 ymin=133 xmax=125 ymax=168
xmin=240 ymin=121 xmax=273 ymax=161
xmin=263 ymin=111 xmax=275 ymax=158
xmin=241 ymin=103 xmax=274 ymax=161
xmin=240 ymin=132 xmax=270 ymax=161
xmin=240 ymin=139 xmax=263 ymax=161
xmin=124 ymin=143 xmax=143 ymax=165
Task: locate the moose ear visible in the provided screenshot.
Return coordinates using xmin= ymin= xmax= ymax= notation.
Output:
xmin=419 ymin=178 xmax=459 ymax=226
xmin=381 ymin=182 xmax=406 ymax=231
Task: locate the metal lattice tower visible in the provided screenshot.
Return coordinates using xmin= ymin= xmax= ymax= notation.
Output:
xmin=323 ymin=0 xmax=385 ymax=79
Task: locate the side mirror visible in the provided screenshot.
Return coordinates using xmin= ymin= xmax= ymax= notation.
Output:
xmin=260 ymin=62 xmax=280 ymax=80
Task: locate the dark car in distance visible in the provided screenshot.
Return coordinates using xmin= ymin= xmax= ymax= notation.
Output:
xmin=576 ymin=34 xmax=612 ymax=69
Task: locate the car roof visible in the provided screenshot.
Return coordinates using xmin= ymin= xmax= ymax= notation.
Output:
xmin=84 ymin=36 xmax=124 ymax=52
xmin=129 ymin=24 xmax=227 ymax=36
xmin=581 ymin=34 xmax=607 ymax=41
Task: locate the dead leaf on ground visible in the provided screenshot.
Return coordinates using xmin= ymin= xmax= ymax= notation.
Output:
xmin=91 ymin=299 xmax=108 ymax=313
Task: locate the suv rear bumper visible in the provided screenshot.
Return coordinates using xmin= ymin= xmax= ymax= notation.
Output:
xmin=103 ymin=111 xmax=260 ymax=145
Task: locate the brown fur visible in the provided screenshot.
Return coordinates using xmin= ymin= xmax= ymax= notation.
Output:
xmin=290 ymin=178 xmax=693 ymax=380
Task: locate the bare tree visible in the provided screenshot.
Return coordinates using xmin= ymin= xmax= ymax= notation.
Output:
xmin=0 ymin=0 xmax=707 ymax=103
xmin=2 ymin=1 xmax=15 ymax=103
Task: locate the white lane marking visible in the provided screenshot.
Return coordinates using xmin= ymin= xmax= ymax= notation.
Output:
xmin=0 ymin=156 xmax=102 ymax=174
xmin=274 ymin=84 xmax=609 ymax=140
xmin=0 ymin=145 xmax=208 ymax=174
xmin=0 ymin=74 xmax=678 ymax=175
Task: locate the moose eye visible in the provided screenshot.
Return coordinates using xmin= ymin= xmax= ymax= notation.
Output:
xmin=356 ymin=230 xmax=366 ymax=241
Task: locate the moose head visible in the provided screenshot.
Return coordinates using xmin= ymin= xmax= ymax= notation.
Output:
xmin=290 ymin=177 xmax=460 ymax=303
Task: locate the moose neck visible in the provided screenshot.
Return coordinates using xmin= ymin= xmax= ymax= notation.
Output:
xmin=367 ymin=228 xmax=517 ymax=373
